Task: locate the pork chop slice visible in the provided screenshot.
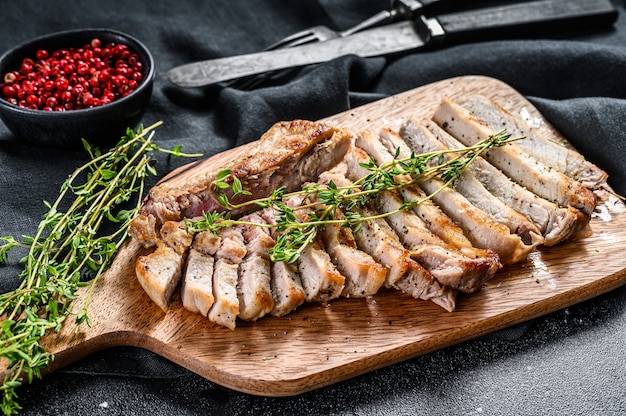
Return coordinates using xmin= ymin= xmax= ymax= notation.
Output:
xmin=339 ymin=144 xmax=472 ymax=251
xmin=423 ymin=118 xmax=592 ymax=245
xmin=256 ymin=208 xmax=307 ymax=316
xmin=372 ymin=126 xmax=538 ymax=265
xmin=134 ymin=220 xmax=194 ymax=311
xmin=355 ymin=205 xmax=455 ymax=311
xmin=181 ymin=231 xmax=220 ymax=316
xmin=320 ymin=222 xmax=388 ymax=298
xmin=270 ymin=261 xmax=306 ymax=317
xmin=261 ymin=201 xmax=346 ymax=303
xmin=433 ymin=97 xmax=596 ymax=216
xmin=236 ymin=213 xmax=275 ymax=321
xmin=208 ymin=258 xmax=240 ymax=330
xmin=323 ymin=170 xmax=454 ymax=310
xmin=457 ymin=94 xmax=607 ymax=189
xmin=207 ymin=226 xmax=246 ymax=329
xmin=372 ymin=187 xmax=501 ymax=293
xmin=307 ymin=173 xmax=389 ymax=298
xmin=237 ymin=253 xmax=274 ymax=321
xmin=398 ymin=120 xmax=544 ymax=247
xmin=297 ymin=236 xmax=346 ymax=303
xmin=135 ymin=244 xmax=185 ymax=312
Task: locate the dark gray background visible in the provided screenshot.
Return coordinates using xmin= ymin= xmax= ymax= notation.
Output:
xmin=1 ymin=1 xmax=625 ymax=415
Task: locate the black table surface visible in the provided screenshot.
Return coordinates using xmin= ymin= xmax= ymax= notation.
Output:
xmin=1 ymin=1 xmax=625 ymax=415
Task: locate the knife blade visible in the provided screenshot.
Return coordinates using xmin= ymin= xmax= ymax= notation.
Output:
xmin=168 ymin=0 xmax=617 ymax=88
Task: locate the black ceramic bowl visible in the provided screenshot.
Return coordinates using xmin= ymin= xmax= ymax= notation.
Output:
xmin=0 ymin=28 xmax=155 ymax=148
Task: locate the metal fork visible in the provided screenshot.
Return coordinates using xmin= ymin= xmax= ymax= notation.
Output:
xmin=229 ymin=1 xmax=418 ymax=89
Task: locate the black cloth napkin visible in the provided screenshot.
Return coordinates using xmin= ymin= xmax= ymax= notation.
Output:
xmin=1 ymin=1 xmax=625 ymax=415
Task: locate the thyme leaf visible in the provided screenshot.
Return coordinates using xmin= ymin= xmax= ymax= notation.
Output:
xmin=0 ymin=122 xmax=201 ymax=415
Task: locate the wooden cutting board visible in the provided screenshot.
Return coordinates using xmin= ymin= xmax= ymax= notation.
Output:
xmin=10 ymin=76 xmax=626 ymax=396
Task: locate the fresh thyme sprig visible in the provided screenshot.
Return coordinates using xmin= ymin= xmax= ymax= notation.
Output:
xmin=0 ymin=122 xmax=201 ymax=415
xmin=186 ymin=129 xmax=518 ymax=263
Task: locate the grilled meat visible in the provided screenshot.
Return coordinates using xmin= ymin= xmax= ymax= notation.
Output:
xmin=457 ymin=94 xmax=608 ymax=189
xmin=207 ymin=226 xmax=246 ymax=330
xmin=135 ymin=221 xmax=194 ymax=311
xmin=181 ymin=231 xmax=220 ymax=316
xmin=325 ymin=170 xmax=456 ymax=310
xmin=421 ymin=118 xmax=592 ymax=245
xmin=433 ymin=98 xmax=597 ymax=216
xmin=236 ymin=213 xmax=275 ymax=321
xmin=257 ymin=208 xmax=307 ymax=316
xmin=398 ymin=120 xmax=544 ymax=247
xmin=357 ymin=128 xmax=538 ymax=265
xmin=130 ymin=93 xmax=603 ymax=329
xmin=130 ymin=120 xmax=353 ymax=248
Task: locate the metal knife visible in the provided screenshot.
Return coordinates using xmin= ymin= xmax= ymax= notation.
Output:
xmin=168 ymin=0 xmax=617 ymax=88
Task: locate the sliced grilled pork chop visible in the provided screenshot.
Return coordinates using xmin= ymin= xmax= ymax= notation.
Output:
xmin=397 ymin=121 xmax=544 ymax=247
xmin=422 ymin=119 xmax=592 ymax=245
xmin=236 ymin=212 xmax=275 ymax=321
xmin=326 ymin=170 xmax=455 ymax=311
xmin=433 ymin=98 xmax=596 ymax=216
xmin=345 ymin=133 xmax=502 ymax=292
xmin=181 ymin=231 xmax=220 ymax=316
xmin=261 ymin=203 xmax=345 ymax=304
xmin=130 ymin=120 xmax=353 ymax=248
xmin=308 ymin=174 xmax=389 ymax=298
xmin=321 ymin=223 xmax=388 ymax=297
xmin=135 ymin=221 xmax=194 ymax=311
xmin=207 ymin=226 xmax=247 ymax=329
xmin=457 ymin=94 xmax=607 ymax=189
xmin=371 ymin=187 xmax=501 ymax=293
xmin=256 ymin=208 xmax=307 ymax=316
xmin=356 ymin=129 xmax=538 ymax=265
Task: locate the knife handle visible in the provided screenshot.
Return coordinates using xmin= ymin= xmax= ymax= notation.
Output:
xmin=428 ymin=0 xmax=617 ymax=45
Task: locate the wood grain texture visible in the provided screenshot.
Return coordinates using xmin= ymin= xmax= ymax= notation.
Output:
xmin=6 ymin=76 xmax=626 ymax=396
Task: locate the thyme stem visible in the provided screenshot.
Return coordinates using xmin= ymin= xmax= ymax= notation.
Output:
xmin=0 ymin=122 xmax=201 ymax=415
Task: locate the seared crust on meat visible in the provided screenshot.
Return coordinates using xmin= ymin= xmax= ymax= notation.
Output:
xmin=130 ymin=120 xmax=353 ymax=244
